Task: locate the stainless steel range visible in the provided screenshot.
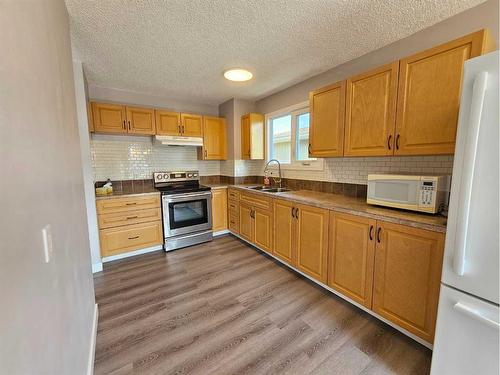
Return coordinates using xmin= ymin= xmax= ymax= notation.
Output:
xmin=153 ymin=170 xmax=212 ymax=251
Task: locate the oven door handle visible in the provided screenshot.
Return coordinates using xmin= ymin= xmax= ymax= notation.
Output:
xmin=163 ymin=191 xmax=212 ymax=203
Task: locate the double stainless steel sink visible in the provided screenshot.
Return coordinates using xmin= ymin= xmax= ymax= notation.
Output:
xmin=247 ymin=186 xmax=291 ymax=193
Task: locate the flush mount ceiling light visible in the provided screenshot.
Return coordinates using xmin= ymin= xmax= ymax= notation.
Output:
xmin=224 ymin=68 xmax=253 ymax=82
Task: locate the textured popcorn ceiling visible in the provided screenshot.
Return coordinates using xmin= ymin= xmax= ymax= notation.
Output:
xmin=66 ymin=0 xmax=485 ymax=105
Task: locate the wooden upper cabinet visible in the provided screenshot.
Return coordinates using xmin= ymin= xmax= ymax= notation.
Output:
xmin=200 ymin=116 xmax=227 ymax=160
xmin=92 ymin=102 xmax=126 ymax=134
xmin=87 ymin=102 xmax=94 ymax=132
xmin=344 ymin=63 xmax=399 ymax=156
xmin=309 ymin=81 xmax=346 ymax=157
xmin=155 ymin=110 xmax=181 ymax=135
xmin=211 ymin=188 xmax=228 ymax=232
xmin=126 ymin=106 xmax=155 ymax=135
xmin=372 ymin=222 xmax=445 ymax=343
xmin=241 ymin=113 xmax=264 ymax=160
xmin=328 ymin=212 xmax=376 ymax=308
xmin=395 ymin=29 xmax=493 ymax=155
xmin=181 ymin=113 xmax=203 ymax=137
xmin=273 ymin=199 xmax=295 ymax=265
xmin=296 ymin=204 xmax=329 ymax=283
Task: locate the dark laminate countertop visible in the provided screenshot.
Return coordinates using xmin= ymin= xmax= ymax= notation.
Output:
xmin=95 ymin=186 xmax=160 ymax=200
xmin=225 ymin=185 xmax=447 ymax=233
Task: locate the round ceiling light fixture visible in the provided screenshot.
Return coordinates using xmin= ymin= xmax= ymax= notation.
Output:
xmin=224 ymin=68 xmax=253 ymax=82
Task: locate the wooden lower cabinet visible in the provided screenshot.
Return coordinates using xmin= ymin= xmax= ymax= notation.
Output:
xmin=211 ymin=188 xmax=228 ymax=232
xmin=237 ymin=200 xmax=273 ymax=254
xmin=328 ymin=212 xmax=376 ymax=308
xmin=273 ymin=199 xmax=329 ymax=283
xmin=372 ymin=221 xmax=445 ymax=343
xmin=273 ymin=199 xmax=295 ymax=265
xmin=99 ymin=221 xmax=163 ymax=257
xmin=296 ymin=204 xmax=329 ymax=283
xmin=239 ymin=202 xmax=254 ymax=242
xmin=254 ymin=207 xmax=273 ymax=253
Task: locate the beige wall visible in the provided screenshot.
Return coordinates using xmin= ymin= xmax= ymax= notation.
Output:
xmin=255 ymin=0 xmax=499 ymax=114
xmin=89 ymin=85 xmax=219 ymax=115
xmin=0 ymin=1 xmax=96 ymax=374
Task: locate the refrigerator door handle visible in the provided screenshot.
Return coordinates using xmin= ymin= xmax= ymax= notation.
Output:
xmin=453 ymin=302 xmax=500 ymax=329
xmin=453 ymin=71 xmax=489 ymax=276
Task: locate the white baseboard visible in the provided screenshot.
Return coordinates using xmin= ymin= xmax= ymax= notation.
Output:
xmin=101 ymin=244 xmax=163 ymax=263
xmin=87 ymin=303 xmax=98 ymax=375
xmin=230 ymin=232 xmax=433 ymax=350
xmin=213 ymin=229 xmax=230 ymax=236
xmin=91 ymin=262 xmax=103 ymax=273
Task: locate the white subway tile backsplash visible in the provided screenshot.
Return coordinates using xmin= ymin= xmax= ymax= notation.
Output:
xmin=90 ymin=134 xmax=453 ymax=185
xmin=90 ymin=134 xmax=220 ymax=181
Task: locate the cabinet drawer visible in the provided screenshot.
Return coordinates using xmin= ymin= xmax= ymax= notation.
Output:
xmin=98 ymin=208 xmax=161 ymax=229
xmin=99 ymin=221 xmax=163 ymax=257
xmin=240 ymin=191 xmax=271 ymax=210
xmin=96 ymin=194 xmax=160 ymax=214
xmin=228 ymin=188 xmax=240 ymax=201
xmin=229 ymin=211 xmax=239 ymax=233
xmin=228 ymin=200 xmax=239 ymax=213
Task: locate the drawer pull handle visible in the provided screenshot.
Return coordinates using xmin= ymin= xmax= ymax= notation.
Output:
xmin=126 ymin=216 xmax=138 ymax=220
xmin=128 ymin=235 xmax=140 ymax=240
xmin=126 ymin=202 xmax=137 ymax=205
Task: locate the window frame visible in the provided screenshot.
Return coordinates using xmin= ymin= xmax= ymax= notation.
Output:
xmin=265 ymin=100 xmax=324 ymax=171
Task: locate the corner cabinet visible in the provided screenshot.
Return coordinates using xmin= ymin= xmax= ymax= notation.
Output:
xmin=372 ymin=221 xmax=445 ymax=343
xmin=198 ymin=116 xmax=227 ymax=160
xmin=309 ymin=81 xmax=346 ymax=157
xmin=328 ymin=212 xmax=376 ymax=308
xmin=344 ymin=62 xmax=399 ymax=156
xmin=241 ymin=113 xmax=264 ymax=160
xmin=395 ymin=29 xmax=493 ymax=155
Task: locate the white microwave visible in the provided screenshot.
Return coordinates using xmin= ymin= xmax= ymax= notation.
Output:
xmin=367 ymin=174 xmax=451 ymax=214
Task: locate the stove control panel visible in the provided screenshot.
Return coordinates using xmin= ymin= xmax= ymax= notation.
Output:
xmin=154 ymin=170 xmax=199 ymax=183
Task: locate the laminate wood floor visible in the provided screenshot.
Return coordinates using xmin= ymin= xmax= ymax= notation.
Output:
xmin=93 ymin=235 xmax=431 ymax=375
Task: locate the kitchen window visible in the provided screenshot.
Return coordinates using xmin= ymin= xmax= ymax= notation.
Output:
xmin=266 ymin=101 xmax=323 ymax=170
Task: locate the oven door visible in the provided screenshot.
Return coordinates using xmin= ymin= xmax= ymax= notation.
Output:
xmin=162 ymin=191 xmax=212 ymax=237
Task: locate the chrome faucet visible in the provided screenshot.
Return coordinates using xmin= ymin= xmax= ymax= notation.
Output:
xmin=264 ymin=159 xmax=282 ymax=188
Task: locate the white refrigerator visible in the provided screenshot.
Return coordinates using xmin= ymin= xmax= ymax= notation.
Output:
xmin=431 ymin=51 xmax=499 ymax=374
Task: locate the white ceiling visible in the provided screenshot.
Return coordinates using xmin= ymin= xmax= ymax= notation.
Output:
xmin=66 ymin=0 xmax=485 ymax=106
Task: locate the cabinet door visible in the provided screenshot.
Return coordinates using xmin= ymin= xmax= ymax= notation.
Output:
xmin=254 ymin=207 xmax=273 ymax=254
xmin=328 ymin=212 xmax=376 ymax=308
xmin=309 ymin=81 xmax=346 ymax=157
xmin=181 ymin=113 xmax=203 ymax=137
xmin=155 ymin=110 xmax=181 ymax=135
xmin=296 ymin=204 xmax=329 ymax=283
xmin=126 ymin=106 xmax=155 ymax=135
xmin=91 ymin=102 xmax=126 ymax=134
xmin=241 ymin=114 xmax=251 ymax=159
xmin=273 ymin=199 xmax=295 ymax=265
xmin=87 ymin=102 xmax=94 ymax=132
xmin=395 ymin=30 xmax=488 ymax=155
xmin=211 ymin=188 xmax=228 ymax=232
xmin=202 ymin=117 xmax=227 ymax=160
xmin=372 ymin=222 xmax=445 ymax=343
xmin=344 ymin=63 xmax=398 ymax=156
xmin=239 ymin=202 xmax=254 ymax=242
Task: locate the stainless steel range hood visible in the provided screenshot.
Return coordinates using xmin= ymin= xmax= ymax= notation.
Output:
xmin=154 ymin=135 xmax=203 ymax=147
